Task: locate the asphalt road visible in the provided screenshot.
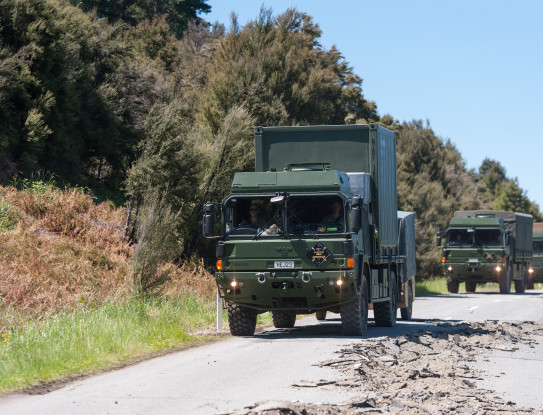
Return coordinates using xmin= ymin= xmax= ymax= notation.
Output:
xmin=2 ymin=288 xmax=543 ymax=415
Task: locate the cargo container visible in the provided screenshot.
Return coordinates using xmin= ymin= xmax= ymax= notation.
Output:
xmin=528 ymin=222 xmax=543 ymax=287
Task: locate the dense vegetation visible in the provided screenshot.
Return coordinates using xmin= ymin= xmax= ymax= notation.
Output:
xmin=1 ymin=0 xmax=541 ymax=289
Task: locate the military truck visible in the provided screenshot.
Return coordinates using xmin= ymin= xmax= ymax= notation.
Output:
xmin=203 ymin=124 xmax=416 ymax=336
xmin=437 ymin=210 xmax=533 ymax=294
xmin=528 ymin=222 xmax=543 ymax=288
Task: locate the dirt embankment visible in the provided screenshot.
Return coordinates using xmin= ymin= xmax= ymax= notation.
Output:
xmin=224 ymin=321 xmax=543 ymax=415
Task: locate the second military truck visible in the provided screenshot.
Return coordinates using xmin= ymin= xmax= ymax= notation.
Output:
xmin=528 ymin=222 xmax=543 ymax=288
xmin=438 ymin=210 xmax=533 ymax=294
xmin=203 ymin=124 xmax=416 ymax=336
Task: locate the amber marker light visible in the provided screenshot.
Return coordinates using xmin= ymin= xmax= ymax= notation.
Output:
xmin=442 ymin=257 xmax=446 ymax=263
xmin=346 ymin=258 xmax=355 ymax=269
xmin=216 ymin=259 xmax=223 ymax=271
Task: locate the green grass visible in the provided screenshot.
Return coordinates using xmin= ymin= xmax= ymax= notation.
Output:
xmin=0 ymin=295 xmax=217 ymax=393
xmin=416 ymin=277 xmax=500 ymax=296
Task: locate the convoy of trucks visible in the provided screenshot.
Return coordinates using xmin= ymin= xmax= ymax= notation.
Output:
xmin=437 ymin=210 xmax=533 ymax=294
xmin=529 ymin=222 xmax=543 ymax=287
xmin=203 ymin=124 xmax=416 ymax=336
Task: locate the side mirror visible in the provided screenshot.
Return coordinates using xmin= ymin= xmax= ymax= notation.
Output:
xmin=505 ymin=230 xmax=512 ymax=245
xmin=202 ymin=203 xmax=216 ymax=238
xmin=350 ymin=205 xmax=361 ymax=233
xmin=436 ymin=230 xmax=442 ymax=247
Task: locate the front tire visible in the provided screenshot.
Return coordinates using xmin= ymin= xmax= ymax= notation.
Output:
xmin=272 ymin=311 xmax=296 ymax=328
xmin=499 ymin=265 xmax=512 ymax=294
xmin=514 ymin=266 xmax=527 ymax=294
xmin=447 ymin=278 xmax=459 ymax=294
xmin=315 ymin=310 xmax=327 ymax=321
xmin=465 ymin=281 xmax=477 ymax=293
xmin=227 ymin=303 xmax=257 ymax=336
xmin=341 ymin=278 xmax=368 ymax=336
xmin=374 ymin=271 xmax=398 ymax=327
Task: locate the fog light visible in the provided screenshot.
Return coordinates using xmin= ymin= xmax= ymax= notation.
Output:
xmin=238 ymin=281 xmax=244 ymax=288
xmin=495 ymin=266 xmax=501 ymax=272
xmin=336 ymin=279 xmax=343 ymax=286
xmin=329 ymin=280 xmax=335 ymax=286
xmin=231 ymin=280 xmax=237 ymax=287
xmin=447 ymin=266 xmax=452 ymax=272
xmin=529 ymin=268 xmax=534 ymax=273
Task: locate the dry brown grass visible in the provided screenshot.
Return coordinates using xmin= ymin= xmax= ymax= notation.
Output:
xmin=0 ymin=185 xmax=216 ymax=330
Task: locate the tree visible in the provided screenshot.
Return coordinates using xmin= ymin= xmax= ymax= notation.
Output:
xmin=70 ymin=0 xmax=211 ymax=38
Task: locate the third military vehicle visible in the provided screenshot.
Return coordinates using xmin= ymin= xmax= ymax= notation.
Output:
xmin=438 ymin=210 xmax=533 ymax=294
xmin=203 ymin=124 xmax=416 ymax=336
xmin=528 ymin=222 xmax=543 ymax=288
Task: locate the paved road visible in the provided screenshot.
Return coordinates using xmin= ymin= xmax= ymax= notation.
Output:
xmin=2 ymin=289 xmax=543 ymax=414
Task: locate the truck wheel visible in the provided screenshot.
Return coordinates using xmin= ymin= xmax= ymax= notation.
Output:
xmin=400 ymin=282 xmax=413 ymax=321
xmin=374 ymin=272 xmax=397 ymax=327
xmin=227 ymin=302 xmax=257 ymax=336
xmin=465 ymin=281 xmax=477 ymax=293
xmin=514 ymin=266 xmax=527 ymax=294
xmin=341 ymin=278 xmax=368 ymax=336
xmin=315 ymin=310 xmax=327 ymax=321
xmin=272 ymin=311 xmax=296 ymax=328
xmin=499 ymin=266 xmax=512 ymax=294
xmin=446 ymin=278 xmax=459 ymax=294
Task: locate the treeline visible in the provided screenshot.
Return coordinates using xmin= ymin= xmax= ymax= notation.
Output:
xmin=0 ymin=0 xmax=540 ymax=278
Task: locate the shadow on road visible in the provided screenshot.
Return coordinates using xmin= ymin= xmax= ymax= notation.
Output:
xmin=254 ymin=316 xmax=464 ymax=341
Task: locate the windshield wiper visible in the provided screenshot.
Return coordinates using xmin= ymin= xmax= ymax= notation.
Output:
xmin=290 ymin=214 xmax=318 ymax=239
xmin=253 ymin=214 xmax=283 ymax=240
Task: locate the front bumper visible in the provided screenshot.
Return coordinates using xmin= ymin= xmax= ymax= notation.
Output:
xmin=442 ymin=261 xmax=504 ymax=283
xmin=216 ymin=269 xmax=357 ymax=311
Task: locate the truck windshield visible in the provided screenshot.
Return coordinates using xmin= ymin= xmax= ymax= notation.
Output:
xmin=224 ymin=196 xmax=282 ymax=237
xmin=446 ymin=229 xmax=473 ymax=246
xmin=474 ymin=229 xmax=502 ymax=246
xmin=287 ymin=195 xmax=345 ymax=236
xmin=533 ymin=240 xmax=543 ymax=254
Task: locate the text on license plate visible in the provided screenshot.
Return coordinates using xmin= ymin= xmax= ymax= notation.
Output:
xmin=274 ymin=261 xmax=294 ymax=269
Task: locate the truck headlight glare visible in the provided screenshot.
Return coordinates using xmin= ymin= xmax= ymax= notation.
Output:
xmin=495 ymin=266 xmax=501 ymax=272
xmin=230 ymin=280 xmax=237 ymax=287
xmin=447 ymin=266 xmax=452 ymax=272
xmin=336 ymin=279 xmax=343 ymax=286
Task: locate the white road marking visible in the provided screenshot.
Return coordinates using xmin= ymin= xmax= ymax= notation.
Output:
xmin=467 ymin=306 xmax=479 ymax=311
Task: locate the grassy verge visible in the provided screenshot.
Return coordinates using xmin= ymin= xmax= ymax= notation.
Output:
xmin=0 ymin=295 xmax=217 ymax=393
xmin=415 ymin=277 xmax=500 ymax=296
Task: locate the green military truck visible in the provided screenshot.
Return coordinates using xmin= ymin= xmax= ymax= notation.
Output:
xmin=437 ymin=210 xmax=533 ymax=294
xmin=203 ymin=124 xmax=416 ymax=336
xmin=528 ymin=222 xmax=543 ymax=288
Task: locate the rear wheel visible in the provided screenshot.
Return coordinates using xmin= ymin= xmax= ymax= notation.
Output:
xmin=465 ymin=281 xmax=477 ymax=293
xmin=514 ymin=266 xmax=527 ymax=294
xmin=374 ymin=271 xmax=398 ymax=327
xmin=499 ymin=265 xmax=512 ymax=294
xmin=341 ymin=278 xmax=368 ymax=336
xmin=315 ymin=310 xmax=327 ymax=321
xmin=271 ymin=311 xmax=296 ymax=328
xmin=227 ymin=303 xmax=257 ymax=336
xmin=400 ymin=282 xmax=413 ymax=321
xmin=446 ymin=278 xmax=459 ymax=294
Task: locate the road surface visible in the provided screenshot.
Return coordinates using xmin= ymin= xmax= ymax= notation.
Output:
xmin=1 ymin=289 xmax=543 ymax=414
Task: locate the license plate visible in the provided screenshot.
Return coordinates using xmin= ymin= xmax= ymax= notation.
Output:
xmin=274 ymin=261 xmax=294 ymax=269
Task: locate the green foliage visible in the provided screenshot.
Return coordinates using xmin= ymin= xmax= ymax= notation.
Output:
xmin=196 ymin=8 xmax=378 ymax=132
xmin=0 ymin=201 xmax=19 ymax=231
xmin=131 ymin=191 xmax=182 ymax=294
xmin=0 ymin=295 xmax=216 ymax=393
xmin=70 ymin=0 xmax=211 ymax=38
